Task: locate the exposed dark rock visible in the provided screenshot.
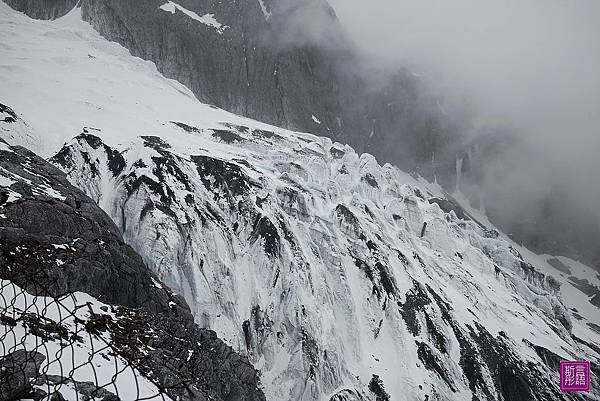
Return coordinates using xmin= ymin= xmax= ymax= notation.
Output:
xmin=414 ymin=188 xmax=425 ymax=200
xmin=398 ymin=282 xmax=431 ymax=336
xmin=424 ymin=286 xmax=567 ymax=401
xmin=424 ymin=313 xmax=448 ymax=355
xmin=329 ymin=146 xmax=345 ymax=159
xmin=0 ymin=103 xmax=18 ymax=123
xmin=78 ymin=132 xmax=104 ymax=149
xmin=171 ymin=121 xmax=201 ymax=133
xmin=572 ymin=335 xmax=600 ymax=356
xmin=212 ymin=129 xmax=244 ymax=143
xmin=105 ymin=145 xmax=126 ymax=176
xmin=0 ymin=143 xmax=265 ymax=401
xmin=568 ymin=276 xmax=600 ymax=302
xmin=350 ymin=248 xmax=396 ymax=301
xmin=301 ymin=329 xmax=319 ymax=379
xmin=49 ymin=146 xmax=73 ymax=170
xmin=191 ymin=155 xmax=258 ymax=199
xmin=420 ymin=221 xmax=428 ymax=237
xmin=375 ymin=261 xmax=397 ymax=297
xmin=522 ymin=340 xmax=562 ymax=371
xmin=361 ymin=173 xmax=378 ymax=188
xmin=0 ymin=350 xmax=46 ymax=400
xmin=591 ymin=293 xmax=600 ymax=308
xmin=588 ymin=322 xmax=600 ymax=335
xmin=545 ymin=275 xmax=562 ymax=294
xmin=50 ymin=133 xmax=126 ymax=178
xmin=329 ymin=388 xmax=367 ymax=401
xmin=222 ymin=123 xmax=250 ymax=133
xmin=429 ymin=197 xmax=469 ymax=221
xmin=469 ymin=323 xmax=570 ymax=401
xmin=368 ymin=375 xmax=390 ymax=401
xmin=250 ymin=214 xmax=280 ymax=258
xmin=151 ymin=154 xmax=192 ymax=192
xmin=243 ymin=320 xmax=252 ymax=351
xmin=142 ymin=135 xmax=172 ymax=151
xmin=278 ymin=216 xmax=299 ymax=251
xmin=126 ymin=173 xmax=176 ymax=206
xmin=335 ymin=204 xmax=360 ymax=233
xmin=21 ymin=312 xmax=72 ymax=342
xmin=416 ymin=341 xmax=456 ymax=392
xmin=4 ymin=0 xmax=77 ymax=19
xmin=252 ymin=129 xmax=280 ymax=140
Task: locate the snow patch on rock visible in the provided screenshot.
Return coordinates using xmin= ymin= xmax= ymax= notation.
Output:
xmin=159 ymin=1 xmax=228 ymax=34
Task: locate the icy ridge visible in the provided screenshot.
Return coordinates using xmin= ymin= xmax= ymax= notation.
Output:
xmin=52 ymin=124 xmax=600 ymax=401
xmin=0 ymin=4 xmax=598 ymax=400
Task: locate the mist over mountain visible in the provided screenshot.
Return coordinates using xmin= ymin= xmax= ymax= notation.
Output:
xmin=329 ymin=0 xmax=600 ymax=268
xmin=15 ymin=0 xmax=594 ymax=268
xmin=1 ymin=1 xmax=600 ymax=400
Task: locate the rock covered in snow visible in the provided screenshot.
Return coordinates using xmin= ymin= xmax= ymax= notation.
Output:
xmin=0 ymin=6 xmax=598 ymax=399
xmin=0 ymin=140 xmax=266 ymax=401
xmin=51 ymin=123 xmax=600 ymax=401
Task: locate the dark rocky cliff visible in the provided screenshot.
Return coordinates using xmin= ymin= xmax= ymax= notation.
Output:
xmin=0 ymin=139 xmax=266 ymax=401
xmin=4 ymin=0 xmax=77 ymax=19
xmin=4 ymin=0 xmax=454 ymax=179
xmin=4 ymin=0 xmax=596 ymax=275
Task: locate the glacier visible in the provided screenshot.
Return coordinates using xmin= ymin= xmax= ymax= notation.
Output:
xmin=1 ymin=3 xmax=599 ymax=401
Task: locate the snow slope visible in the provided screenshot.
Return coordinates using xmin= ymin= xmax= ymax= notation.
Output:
xmin=159 ymin=1 xmax=228 ymax=34
xmin=1 ymin=4 xmax=599 ymax=401
xmin=0 ymin=125 xmax=265 ymax=401
xmin=0 ymin=279 xmax=174 ymax=401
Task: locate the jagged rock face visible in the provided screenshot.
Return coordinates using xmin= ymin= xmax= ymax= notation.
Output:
xmin=0 ymin=140 xmax=265 ymax=401
xmin=51 ymin=124 xmax=600 ymax=401
xmin=77 ymin=0 xmax=346 ymax=133
xmin=0 ymin=104 xmax=38 ymax=152
xmin=0 ymin=350 xmax=47 ymax=400
xmin=4 ymin=0 xmax=78 ymax=19
xmin=7 ymin=0 xmax=595 ymax=282
xmin=3 ymin=0 xmax=452 ymax=176
xmin=1 ymin=8 xmax=598 ymax=400
xmin=0 ymin=142 xmax=174 ymax=314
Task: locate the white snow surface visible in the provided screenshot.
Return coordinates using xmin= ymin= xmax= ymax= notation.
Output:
xmin=159 ymin=1 xmax=228 ymax=33
xmin=0 ymin=279 xmax=172 ymax=401
xmin=0 ymin=4 xmax=599 ymax=401
xmin=0 ymin=162 xmax=67 ymax=203
xmin=258 ymin=0 xmax=272 ymax=19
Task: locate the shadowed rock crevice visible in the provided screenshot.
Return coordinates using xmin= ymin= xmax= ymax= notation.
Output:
xmin=0 ymin=142 xmax=266 ymax=401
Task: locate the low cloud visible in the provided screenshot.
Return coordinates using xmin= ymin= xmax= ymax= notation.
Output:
xmin=326 ymin=0 xmax=600 ymax=264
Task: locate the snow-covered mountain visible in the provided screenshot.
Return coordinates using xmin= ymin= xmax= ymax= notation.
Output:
xmin=4 ymin=0 xmax=456 ymax=177
xmin=6 ymin=0 xmax=597 ymax=270
xmin=1 ymin=3 xmax=599 ymax=401
xmin=0 ymin=140 xmax=265 ymax=401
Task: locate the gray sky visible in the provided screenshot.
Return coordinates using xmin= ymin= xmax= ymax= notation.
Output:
xmin=329 ymin=0 xmax=600 ymax=218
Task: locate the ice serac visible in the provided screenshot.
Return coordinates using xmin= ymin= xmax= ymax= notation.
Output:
xmin=6 ymin=0 xmax=597 ymax=288
xmin=51 ymin=124 xmax=600 ymax=400
xmin=1 ymin=5 xmax=599 ymax=400
xmin=0 ymin=140 xmax=265 ymax=401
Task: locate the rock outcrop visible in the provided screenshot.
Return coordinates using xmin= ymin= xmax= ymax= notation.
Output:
xmin=4 ymin=0 xmax=77 ymax=20
xmin=0 ymin=139 xmax=266 ymax=401
xmin=4 ymin=0 xmax=455 ymax=178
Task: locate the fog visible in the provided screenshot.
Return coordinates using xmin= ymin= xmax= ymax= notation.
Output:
xmin=328 ymin=0 xmax=600 ymax=140
xmin=326 ymin=0 xmax=600 ymax=264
